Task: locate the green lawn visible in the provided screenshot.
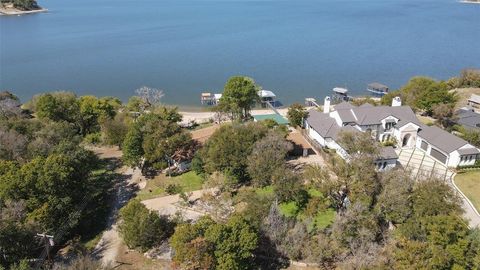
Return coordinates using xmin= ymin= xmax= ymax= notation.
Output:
xmin=137 ymin=171 xmax=204 ymax=201
xmin=455 ymin=171 xmax=480 ymax=212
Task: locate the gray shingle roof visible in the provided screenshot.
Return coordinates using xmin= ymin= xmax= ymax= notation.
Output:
xmin=458 ymin=148 xmax=480 ymax=155
xmin=351 ymin=105 xmax=421 ymax=127
xmin=456 ymin=109 xmax=480 ymax=131
xmin=334 ymin=101 xmax=354 ymax=110
xmin=417 ymin=125 xmax=468 ymax=154
xmin=306 ymin=109 xmax=339 ymax=138
xmin=337 ymin=109 xmax=357 ymax=123
xmin=378 ymin=146 xmax=398 ymax=160
xmin=359 ymin=103 xmax=374 ymax=108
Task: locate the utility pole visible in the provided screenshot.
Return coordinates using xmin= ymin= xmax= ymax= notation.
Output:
xmin=36 ymin=233 xmax=54 ymax=266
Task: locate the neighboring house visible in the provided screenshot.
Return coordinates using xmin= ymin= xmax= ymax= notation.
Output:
xmin=467 ymin=94 xmax=480 ymax=109
xmin=456 ymin=107 xmax=480 ymax=131
xmin=304 ymin=96 xmax=480 ymax=168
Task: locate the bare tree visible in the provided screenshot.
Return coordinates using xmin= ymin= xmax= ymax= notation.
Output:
xmin=135 ymin=86 xmax=164 ymax=111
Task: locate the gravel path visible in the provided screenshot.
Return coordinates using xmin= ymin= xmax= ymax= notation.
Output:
xmin=92 ymin=166 xmax=144 ymax=267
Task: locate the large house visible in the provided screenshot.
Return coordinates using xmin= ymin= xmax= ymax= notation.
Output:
xmin=305 ymin=96 xmax=480 ymax=168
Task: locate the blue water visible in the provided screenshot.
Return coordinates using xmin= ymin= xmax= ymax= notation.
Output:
xmin=1 ymin=0 xmax=479 ymax=105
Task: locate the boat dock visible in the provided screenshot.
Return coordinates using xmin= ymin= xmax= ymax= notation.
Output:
xmin=367 ymin=82 xmax=389 ymax=96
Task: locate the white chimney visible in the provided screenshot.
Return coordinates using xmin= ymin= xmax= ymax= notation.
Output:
xmin=323 ymin=96 xmax=331 ymax=113
xmin=392 ymin=96 xmax=402 ymax=107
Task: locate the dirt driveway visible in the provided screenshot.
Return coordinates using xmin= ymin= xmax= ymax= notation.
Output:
xmin=142 ymin=189 xmax=215 ymax=221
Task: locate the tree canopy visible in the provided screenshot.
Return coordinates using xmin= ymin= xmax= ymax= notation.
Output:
xmin=218 ymin=76 xmax=259 ymax=120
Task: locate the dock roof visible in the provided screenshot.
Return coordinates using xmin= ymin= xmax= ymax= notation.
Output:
xmin=258 ymin=90 xmax=276 ymax=98
xmin=333 ymin=87 xmax=348 ymax=94
xmin=368 ymin=82 xmax=389 ymax=90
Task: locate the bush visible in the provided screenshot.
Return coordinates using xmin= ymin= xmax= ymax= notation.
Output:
xmin=165 ymin=184 xmax=182 ymax=195
xmin=119 ymin=200 xmax=172 ymax=251
xmin=83 ymin=132 xmax=102 ymax=145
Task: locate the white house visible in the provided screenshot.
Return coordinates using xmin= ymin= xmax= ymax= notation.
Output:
xmin=304 ymin=96 xmax=480 ymax=168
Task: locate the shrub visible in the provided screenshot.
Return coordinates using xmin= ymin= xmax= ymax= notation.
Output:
xmin=165 ymin=184 xmax=182 ymax=195
xmin=83 ymin=132 xmax=102 ymax=145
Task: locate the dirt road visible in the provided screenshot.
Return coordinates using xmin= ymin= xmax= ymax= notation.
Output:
xmin=90 ymin=147 xmax=145 ymax=267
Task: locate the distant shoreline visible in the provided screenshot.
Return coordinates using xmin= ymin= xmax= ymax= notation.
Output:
xmin=460 ymin=0 xmax=480 ymax=4
xmin=0 ymin=7 xmax=48 ymax=16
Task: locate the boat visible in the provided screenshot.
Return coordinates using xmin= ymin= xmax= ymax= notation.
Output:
xmin=367 ymin=82 xmax=389 ymax=96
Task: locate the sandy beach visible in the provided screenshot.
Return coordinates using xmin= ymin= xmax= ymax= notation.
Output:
xmin=179 ymin=108 xmax=292 ymax=124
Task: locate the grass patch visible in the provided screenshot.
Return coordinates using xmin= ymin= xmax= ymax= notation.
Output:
xmin=308 ymin=188 xmax=323 ymax=198
xmin=313 ymin=208 xmax=336 ymax=230
xmin=455 ymin=171 xmax=480 ymax=212
xmin=416 ymin=114 xmax=435 ymax=125
xmin=279 ymin=201 xmax=300 ymax=217
xmin=83 ymin=233 xmax=103 ymax=251
xmin=256 ymin=185 xmax=274 ymax=197
xmin=137 ymin=171 xmax=204 ymax=201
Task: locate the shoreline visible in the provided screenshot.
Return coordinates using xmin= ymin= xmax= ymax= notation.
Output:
xmin=459 ymin=0 xmax=480 ymax=4
xmin=0 ymin=7 xmax=48 ymax=16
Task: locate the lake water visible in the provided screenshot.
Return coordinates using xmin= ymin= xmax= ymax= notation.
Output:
xmin=1 ymin=0 xmax=479 ymax=106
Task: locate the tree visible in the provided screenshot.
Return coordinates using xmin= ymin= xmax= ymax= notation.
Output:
xmin=337 ymin=130 xmax=380 ymax=157
xmin=4 ymin=0 xmax=40 ymax=10
xmin=379 ymin=77 xmax=457 ymax=115
xmin=170 ymin=215 xmax=258 ymax=270
xmin=287 ymin=103 xmax=308 ymax=128
xmin=394 ymin=215 xmax=472 ymax=269
xmin=375 ymin=169 xmax=414 ymax=225
xmin=170 ymin=216 xmax=217 ymax=270
xmin=0 ymin=91 xmax=23 ymax=119
xmin=33 ymin=92 xmax=80 ymax=124
xmin=432 ymin=103 xmax=456 ymax=129
xmin=119 ymin=199 xmax=172 ymax=251
xmin=458 ymin=68 xmax=480 ymax=88
xmin=198 ymin=122 xmax=268 ymax=183
xmin=137 ymin=108 xmax=196 ymax=170
xmin=273 ymin=169 xmax=308 ymax=205
xmin=0 ymin=201 xmax=39 ymax=268
xmin=135 ymin=86 xmax=164 ymax=111
xmin=0 ymin=127 xmax=28 ymax=162
xmin=331 ymin=202 xmax=380 ymax=255
xmin=78 ymin=96 xmax=116 ymax=135
xmin=101 ymin=113 xmax=129 ymax=147
xmin=411 ymin=178 xmax=462 ymax=218
xmin=247 ymin=131 xmax=293 ymax=187
xmin=218 ymin=76 xmax=259 ymax=119
xmin=458 ymin=127 xmax=480 ymax=148
xmin=416 ymin=81 xmax=457 ymax=115
xmin=126 ymin=96 xmax=147 ymax=113
xmin=122 ymin=124 xmax=144 ymax=167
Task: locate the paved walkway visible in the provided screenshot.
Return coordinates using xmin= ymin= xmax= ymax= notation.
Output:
xmin=396 ymin=148 xmax=480 ymax=228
